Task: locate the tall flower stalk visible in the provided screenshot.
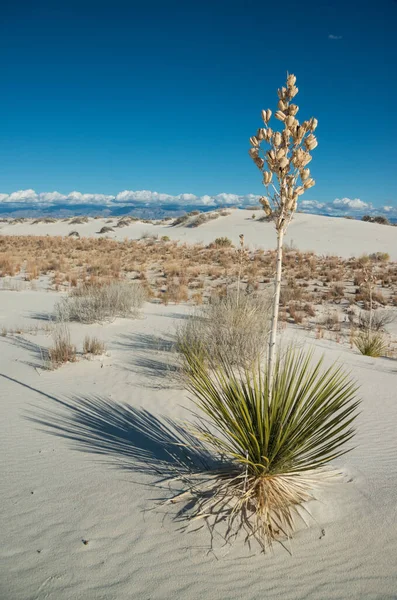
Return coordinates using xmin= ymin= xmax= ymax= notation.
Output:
xmin=249 ymin=73 xmax=318 ymax=398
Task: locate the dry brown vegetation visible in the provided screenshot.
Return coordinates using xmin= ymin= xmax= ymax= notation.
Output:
xmin=1 ymin=235 xmax=397 ymax=316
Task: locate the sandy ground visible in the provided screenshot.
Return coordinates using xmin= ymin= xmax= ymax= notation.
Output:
xmin=2 ymin=209 xmax=397 ymax=259
xmin=1 ymin=286 xmax=397 ymax=600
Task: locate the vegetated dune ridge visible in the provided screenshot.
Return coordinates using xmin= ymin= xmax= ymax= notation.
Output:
xmin=1 ymin=289 xmax=397 ymax=599
xmin=2 ymin=208 xmax=397 ymax=259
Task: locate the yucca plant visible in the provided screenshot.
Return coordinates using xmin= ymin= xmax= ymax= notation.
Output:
xmin=171 ymin=73 xmax=360 ymax=552
xmin=178 ymin=348 xmax=359 ymax=550
xmin=354 ymin=329 xmax=388 ymax=357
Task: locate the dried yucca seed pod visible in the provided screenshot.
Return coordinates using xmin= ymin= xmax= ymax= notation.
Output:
xmin=248 ymin=147 xmax=259 ymax=158
xmin=263 ymin=171 xmax=273 ymax=185
xmin=300 ymin=168 xmax=310 ymax=181
xmin=287 ymin=74 xmax=297 ymax=87
xmin=295 ymin=186 xmax=305 ymax=196
xmin=289 ymin=86 xmax=299 ymax=98
xmin=287 ymin=186 xmax=295 ymax=199
xmin=278 ymin=157 xmax=289 ymax=169
xmin=286 ymin=175 xmax=294 ymax=186
xmin=260 ymin=196 xmax=272 ymax=216
xmin=275 ymin=110 xmax=286 ymax=122
xmin=289 ymin=104 xmax=299 ymax=116
xmin=286 ymin=115 xmax=295 ymax=127
xmin=273 ymin=132 xmax=282 ymax=146
xmin=305 ymin=138 xmax=318 ymax=151
xmin=276 ymin=148 xmax=286 ymax=159
xmin=256 ymin=128 xmax=264 ymax=141
xmin=250 ymin=136 xmax=259 ymax=147
xmin=309 ymin=118 xmax=318 ymax=131
xmin=278 ymin=100 xmax=287 ymax=111
xmin=266 ymin=109 xmax=272 ymax=122
xmin=265 ymin=128 xmax=273 ymax=141
xmin=303 ymin=178 xmax=315 ymax=189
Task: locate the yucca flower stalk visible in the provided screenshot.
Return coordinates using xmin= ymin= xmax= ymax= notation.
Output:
xmin=249 ymin=73 xmax=318 ymax=398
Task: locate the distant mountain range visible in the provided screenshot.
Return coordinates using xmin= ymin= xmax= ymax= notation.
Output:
xmin=0 ymin=202 xmax=396 ymax=224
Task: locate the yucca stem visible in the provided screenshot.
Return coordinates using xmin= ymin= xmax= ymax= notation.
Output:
xmin=268 ymin=228 xmax=284 ymax=402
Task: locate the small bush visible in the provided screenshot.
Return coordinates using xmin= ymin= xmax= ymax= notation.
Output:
xmin=83 ymin=336 xmax=106 ymax=355
xmin=358 ymin=310 xmax=395 ymax=331
xmin=172 ymin=214 xmax=189 ymax=226
xmin=56 ymin=281 xmax=146 ymax=323
xmin=213 ymin=237 xmax=233 ymax=248
xmin=98 ymin=226 xmax=114 ymax=234
xmin=176 ymin=290 xmax=271 ymax=369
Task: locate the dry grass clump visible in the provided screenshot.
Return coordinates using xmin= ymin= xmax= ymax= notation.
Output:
xmin=83 ymin=335 xmax=106 ymax=355
xmin=98 ymin=226 xmax=114 ymax=234
xmin=176 ymin=290 xmax=271 ymax=369
xmin=173 ymin=348 xmax=359 ymax=551
xmin=47 ymin=323 xmax=77 ymax=368
xmin=56 ymin=280 xmax=146 ymax=323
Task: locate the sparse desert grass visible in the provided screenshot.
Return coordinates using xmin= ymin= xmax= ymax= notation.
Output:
xmin=176 ymin=290 xmax=271 ymax=369
xmin=83 ymin=335 xmax=106 ymax=355
xmin=56 ymin=280 xmax=146 ymax=323
xmin=47 ymin=323 xmax=77 ymax=368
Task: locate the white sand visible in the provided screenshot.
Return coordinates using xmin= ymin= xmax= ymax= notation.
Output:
xmin=2 ymin=209 xmax=397 ymax=259
xmin=1 ymin=214 xmax=397 ymax=599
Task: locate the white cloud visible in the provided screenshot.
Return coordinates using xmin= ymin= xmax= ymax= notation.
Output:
xmin=6 ymin=189 xmax=38 ymax=202
xmin=332 ymin=197 xmax=370 ymax=210
xmin=0 ymin=189 xmax=394 ymax=219
xmin=328 ymin=34 xmax=342 ymax=40
xmin=301 ymin=200 xmax=325 ymax=209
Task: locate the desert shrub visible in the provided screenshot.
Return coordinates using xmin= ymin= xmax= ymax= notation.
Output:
xmin=176 ymin=290 xmax=271 ymax=369
xmin=98 ymin=226 xmax=114 ymax=234
xmin=56 ymin=280 xmax=146 ymax=323
xmin=321 ymin=310 xmax=341 ymax=331
xmin=83 ymin=335 xmax=106 ymax=355
xmin=358 ymin=309 xmax=395 ymax=331
xmin=172 ymin=214 xmax=189 ymax=226
xmin=369 ymin=252 xmax=390 ymax=262
xmin=374 ymin=216 xmax=389 ymax=225
xmin=47 ymin=323 xmax=77 ymax=368
xmin=178 ymin=348 xmax=359 ymax=550
xmin=354 ymin=330 xmax=388 ymax=357
xmin=70 ymin=217 xmax=88 ymax=224
xmin=190 ymin=213 xmax=208 ymax=227
xmin=68 ymin=230 xmax=80 ymax=238
xmin=213 ymin=237 xmax=233 ymax=248
xmin=161 ymin=235 xmax=170 ymax=242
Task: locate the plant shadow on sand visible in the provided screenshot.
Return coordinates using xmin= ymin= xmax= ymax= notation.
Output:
xmin=1 ymin=372 xmax=219 ymax=479
xmin=3 ymin=335 xmax=48 ymax=369
xmin=113 ymin=332 xmax=180 ymax=389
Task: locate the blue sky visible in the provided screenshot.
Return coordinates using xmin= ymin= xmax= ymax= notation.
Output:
xmin=0 ymin=0 xmax=396 ymax=214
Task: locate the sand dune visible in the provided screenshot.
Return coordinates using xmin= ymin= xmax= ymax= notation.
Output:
xmin=2 ymin=209 xmax=397 ymax=259
xmin=1 ymin=213 xmax=397 ymax=599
